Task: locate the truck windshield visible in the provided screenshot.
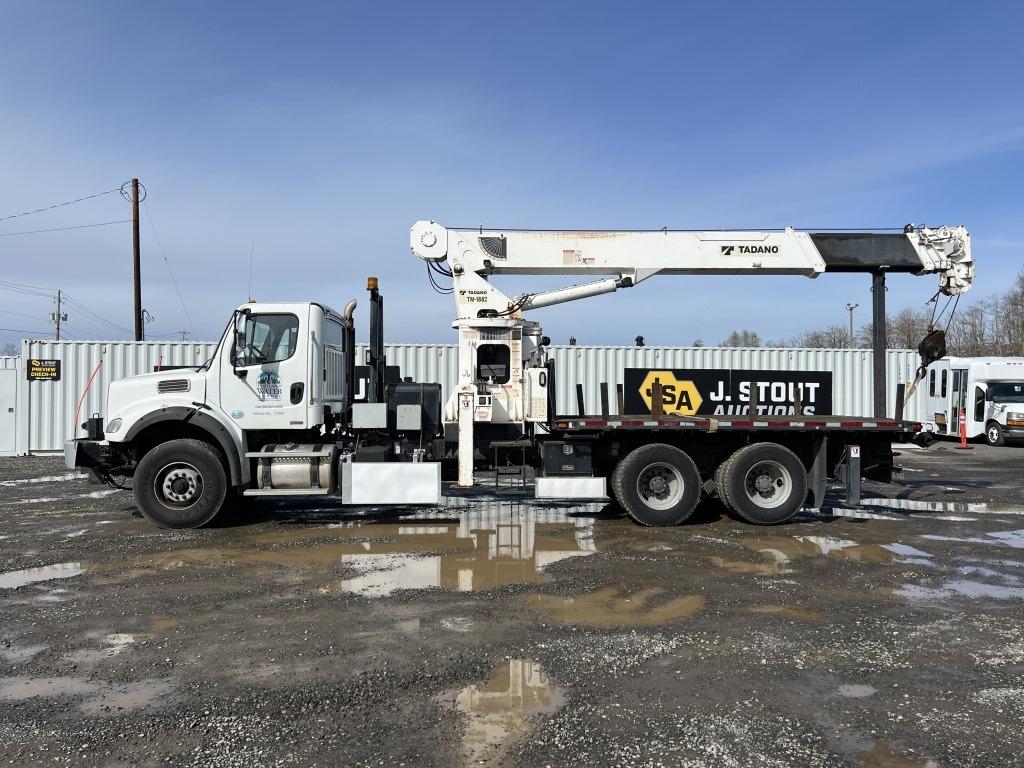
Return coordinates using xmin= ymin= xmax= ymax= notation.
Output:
xmin=988 ymin=383 xmax=1024 ymax=403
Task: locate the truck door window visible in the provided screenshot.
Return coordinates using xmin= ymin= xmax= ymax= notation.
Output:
xmin=477 ymin=344 xmax=511 ymax=384
xmin=929 ymin=370 xmax=935 ymax=397
xmin=236 ymin=313 xmax=299 ymax=366
xmin=974 ymin=387 xmax=986 ymax=422
xmin=941 ymin=370 xmax=947 ymax=398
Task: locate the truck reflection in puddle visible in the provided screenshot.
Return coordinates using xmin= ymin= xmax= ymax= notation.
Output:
xmin=439 ymin=658 xmax=565 ymax=766
xmin=98 ymin=500 xmax=603 ymax=597
xmin=328 ymin=501 xmax=601 ymax=596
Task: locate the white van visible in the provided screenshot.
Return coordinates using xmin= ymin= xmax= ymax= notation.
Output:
xmin=921 ymin=357 xmax=1024 ymax=445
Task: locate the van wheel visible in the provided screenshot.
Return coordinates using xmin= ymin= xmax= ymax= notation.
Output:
xmin=722 ymin=443 xmax=807 ymax=525
xmin=612 ymin=444 xmax=700 ymax=526
xmin=985 ymin=422 xmax=1005 ymax=446
xmin=133 ymin=439 xmax=228 ymax=528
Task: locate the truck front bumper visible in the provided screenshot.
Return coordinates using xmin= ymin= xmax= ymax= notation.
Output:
xmin=64 ymin=438 xmax=113 ymax=472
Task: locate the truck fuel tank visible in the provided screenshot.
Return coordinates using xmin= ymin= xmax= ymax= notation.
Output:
xmin=252 ymin=443 xmax=336 ymax=491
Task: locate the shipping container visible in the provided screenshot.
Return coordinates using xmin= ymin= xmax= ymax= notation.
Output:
xmin=8 ymin=340 xmax=925 ymax=454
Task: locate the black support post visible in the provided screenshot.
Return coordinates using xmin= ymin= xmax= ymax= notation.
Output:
xmin=871 ymin=270 xmax=887 ymax=419
xmin=367 ymin=278 xmax=385 ymax=404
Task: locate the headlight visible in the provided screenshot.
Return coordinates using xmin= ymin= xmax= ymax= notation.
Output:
xmin=105 ymin=418 xmax=122 ymax=434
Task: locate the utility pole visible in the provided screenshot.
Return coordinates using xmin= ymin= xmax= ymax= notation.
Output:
xmin=178 ymin=330 xmax=190 ymax=342
xmin=132 ymin=178 xmax=143 ymax=341
xmin=845 ymin=303 xmax=859 ymax=348
xmin=50 ymin=289 xmax=67 ymax=340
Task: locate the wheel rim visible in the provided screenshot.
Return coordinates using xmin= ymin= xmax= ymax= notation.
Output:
xmin=154 ymin=462 xmax=204 ymax=510
xmin=636 ymin=462 xmax=684 ymax=510
xmin=989 ymin=426 xmax=999 ymax=443
xmin=743 ymin=460 xmax=793 ymax=510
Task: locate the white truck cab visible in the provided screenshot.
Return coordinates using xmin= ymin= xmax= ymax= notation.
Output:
xmin=67 ymin=284 xmax=444 ymax=528
xmin=920 ymin=356 xmax=1024 ymax=445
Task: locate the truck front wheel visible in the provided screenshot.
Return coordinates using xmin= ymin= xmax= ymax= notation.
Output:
xmin=720 ymin=442 xmax=806 ymax=525
xmin=133 ymin=439 xmax=228 ymax=528
xmin=612 ymin=444 xmax=701 ymax=526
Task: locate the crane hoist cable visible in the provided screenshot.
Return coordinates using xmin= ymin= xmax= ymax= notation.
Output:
xmin=904 ymin=290 xmax=964 ymax=405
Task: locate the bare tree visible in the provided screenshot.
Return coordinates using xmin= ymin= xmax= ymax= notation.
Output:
xmin=720 ymin=330 xmax=762 ymax=347
xmin=946 ymin=302 xmax=991 ymax=356
xmin=792 ymin=325 xmax=851 ymax=349
xmin=993 ymin=271 xmax=1024 ymax=355
xmin=0 ymin=342 xmax=17 ymax=356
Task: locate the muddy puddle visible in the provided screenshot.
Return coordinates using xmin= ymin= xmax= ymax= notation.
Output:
xmin=861 ymin=498 xmax=1024 ymax=518
xmin=921 ymin=529 xmax=1024 ymax=550
xmin=898 ymin=579 xmax=1024 ymax=601
xmin=0 ymin=562 xmax=84 ymax=590
xmin=526 ymin=586 xmax=704 ymax=627
xmin=858 ymin=741 xmax=939 ymax=767
xmin=0 ymin=675 xmax=171 ymax=716
xmin=722 ymin=536 xmax=919 ymax=570
xmin=91 ymin=502 xmax=601 ymax=597
xmin=440 ymin=659 xmax=565 ymax=765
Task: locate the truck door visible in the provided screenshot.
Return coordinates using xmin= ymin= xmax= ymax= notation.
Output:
xmin=219 ymin=309 xmax=311 ymax=431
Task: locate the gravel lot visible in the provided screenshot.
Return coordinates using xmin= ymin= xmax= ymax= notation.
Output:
xmin=2 ymin=440 xmax=1024 ymax=767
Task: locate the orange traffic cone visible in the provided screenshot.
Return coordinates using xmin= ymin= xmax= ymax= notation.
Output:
xmin=955 ymin=407 xmax=973 ymax=450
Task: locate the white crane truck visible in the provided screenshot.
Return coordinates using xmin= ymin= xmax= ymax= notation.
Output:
xmin=67 ymin=222 xmax=973 ymax=528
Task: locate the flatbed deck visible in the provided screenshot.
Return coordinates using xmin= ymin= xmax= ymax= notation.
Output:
xmin=550 ymin=415 xmax=919 ymax=434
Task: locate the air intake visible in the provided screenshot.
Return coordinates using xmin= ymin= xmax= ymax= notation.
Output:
xmin=158 ymin=379 xmax=190 ymax=394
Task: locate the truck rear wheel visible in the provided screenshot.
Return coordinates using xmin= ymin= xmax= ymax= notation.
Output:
xmin=721 ymin=442 xmax=807 ymax=525
xmin=133 ymin=439 xmax=228 ymax=528
xmin=612 ymin=443 xmax=700 ymax=526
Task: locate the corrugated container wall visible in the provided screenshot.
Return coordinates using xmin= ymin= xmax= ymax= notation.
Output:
xmin=19 ymin=340 xmax=217 ymax=455
xmin=13 ymin=341 xmax=925 ymax=453
xmin=1 ymin=357 xmax=19 ymax=370
xmin=549 ymin=346 xmax=924 ymax=421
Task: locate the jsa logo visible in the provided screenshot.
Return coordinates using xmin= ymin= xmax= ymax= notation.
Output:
xmin=721 ymin=245 xmax=779 ymax=255
xmin=639 ymin=371 xmax=704 ymax=416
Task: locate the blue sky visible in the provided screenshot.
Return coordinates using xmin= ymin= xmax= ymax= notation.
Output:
xmin=1 ymin=1 xmax=1022 ymax=348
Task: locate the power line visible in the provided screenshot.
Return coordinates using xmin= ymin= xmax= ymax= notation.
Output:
xmin=0 ymin=188 xmax=119 ymax=223
xmin=0 ymin=219 xmax=131 ymax=238
xmin=0 ymin=327 xmax=51 ymax=336
xmin=61 ymin=293 xmax=133 ymax=335
xmin=0 ymin=278 xmax=56 ymax=292
xmin=0 ymin=283 xmax=53 ymax=299
xmin=0 ymin=308 xmax=48 ymax=321
xmin=143 ymin=201 xmax=196 ymax=337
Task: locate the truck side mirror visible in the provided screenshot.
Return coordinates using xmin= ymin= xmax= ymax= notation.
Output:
xmin=232 ymin=310 xmax=249 ymax=376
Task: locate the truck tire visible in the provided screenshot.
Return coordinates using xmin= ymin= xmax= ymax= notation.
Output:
xmin=133 ymin=438 xmax=228 ymax=528
xmin=713 ymin=455 xmax=736 ymax=512
xmin=610 ymin=458 xmax=628 ymax=510
xmin=721 ymin=442 xmax=807 ymax=525
xmin=611 ymin=443 xmax=700 ymax=526
xmin=985 ymin=421 xmax=1005 ymax=446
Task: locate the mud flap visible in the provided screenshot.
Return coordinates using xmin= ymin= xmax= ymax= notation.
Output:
xmin=808 ymin=433 xmax=827 ymax=508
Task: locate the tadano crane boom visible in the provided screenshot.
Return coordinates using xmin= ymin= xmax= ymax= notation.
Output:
xmin=411 ymin=221 xmax=974 ymax=490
